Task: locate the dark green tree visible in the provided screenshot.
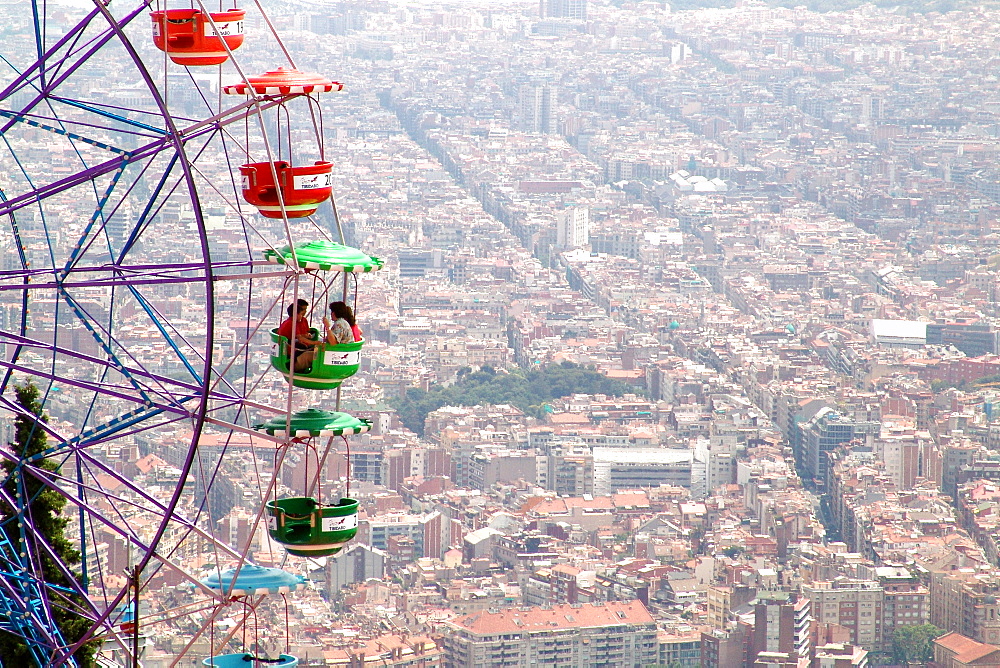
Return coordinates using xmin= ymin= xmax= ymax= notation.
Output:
xmin=892 ymin=624 xmax=943 ymax=666
xmin=0 ymin=383 xmax=99 ymax=666
xmin=390 ymin=362 xmax=642 ymax=435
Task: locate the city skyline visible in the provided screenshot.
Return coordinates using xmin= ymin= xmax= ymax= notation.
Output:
xmin=4 ymin=0 xmax=1000 ymax=665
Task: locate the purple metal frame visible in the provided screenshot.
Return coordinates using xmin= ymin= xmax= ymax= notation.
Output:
xmin=0 ymin=4 xmax=150 ymax=136
xmin=0 ymin=261 xmax=292 ymax=291
xmin=0 ymin=423 xmax=249 ymax=574
xmin=1 ymin=0 xmax=321 ymax=661
xmin=0 ymin=94 xmax=289 ymax=220
xmin=0 ymin=4 xmax=105 ymax=102
xmin=1 ymin=0 xmax=222 ymax=662
xmin=0 ymin=456 xmax=230 ymax=609
xmin=0 ymin=331 xmax=258 ymax=435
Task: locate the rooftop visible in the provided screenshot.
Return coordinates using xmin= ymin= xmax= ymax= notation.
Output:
xmin=449 ymin=600 xmax=655 ymax=635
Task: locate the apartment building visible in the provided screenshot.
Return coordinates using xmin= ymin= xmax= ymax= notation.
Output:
xmin=707 ymin=584 xmax=758 ymax=630
xmin=877 ymin=566 xmax=930 ymax=652
xmin=930 ymin=570 xmax=1000 ymax=644
xmin=802 ymin=580 xmax=884 ymax=650
xmin=750 ymin=592 xmax=813 ymax=668
xmin=657 ymin=629 xmax=702 ymax=668
xmin=441 ymin=600 xmax=657 ymax=667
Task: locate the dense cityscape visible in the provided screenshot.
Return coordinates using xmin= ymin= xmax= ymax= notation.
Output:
xmin=8 ymin=0 xmax=1000 ymax=665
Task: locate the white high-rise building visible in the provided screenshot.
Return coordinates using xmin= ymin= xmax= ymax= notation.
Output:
xmin=556 ymin=206 xmax=589 ymax=248
xmin=669 ymin=42 xmax=689 ymax=64
xmin=518 ymin=83 xmax=557 ymax=134
xmin=539 ymin=0 xmax=587 ymax=20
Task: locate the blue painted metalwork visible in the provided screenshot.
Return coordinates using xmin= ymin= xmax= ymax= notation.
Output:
xmin=0 ymin=110 xmax=130 ymax=154
xmin=62 ymin=161 xmax=129 ymax=277
xmin=52 ymin=97 xmax=168 ymax=135
xmin=56 ymin=289 xmax=153 ymax=405
xmin=0 ymin=480 xmax=72 ymax=665
xmin=205 ymin=654 xmax=298 ymax=667
xmin=117 ymin=153 xmax=179 ymax=261
xmin=125 ymin=283 xmax=204 ymax=383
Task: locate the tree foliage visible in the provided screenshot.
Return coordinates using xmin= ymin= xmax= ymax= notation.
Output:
xmin=390 ymin=362 xmax=641 ymax=435
xmin=892 ymin=624 xmax=943 ymax=666
xmin=0 ymin=383 xmax=99 ymax=666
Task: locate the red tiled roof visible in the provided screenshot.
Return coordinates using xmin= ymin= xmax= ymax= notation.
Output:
xmin=135 ymin=453 xmax=167 ymax=474
xmin=449 ymin=600 xmax=654 ymax=635
xmin=549 ymin=413 xmax=592 ymax=424
xmin=936 ymin=631 xmax=1000 ymax=663
xmin=521 ymin=495 xmax=614 ymax=516
xmin=518 ymin=496 xmax=549 ymax=514
xmin=613 ymin=491 xmax=651 ymax=509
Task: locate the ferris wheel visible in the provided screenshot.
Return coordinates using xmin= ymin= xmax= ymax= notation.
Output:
xmin=0 ymin=0 xmax=378 ymax=665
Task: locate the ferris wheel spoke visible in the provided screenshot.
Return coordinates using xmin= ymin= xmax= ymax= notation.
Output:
xmin=119 ymin=151 xmax=184 ymax=262
xmin=68 ymin=405 xmax=196 ymax=452
xmin=59 ymin=448 xmax=250 ymax=569
xmin=59 ymin=147 xmax=194 ymax=274
xmin=0 ymin=153 xmax=130 ymax=220
xmin=56 ymin=289 xmax=155 ymax=404
xmin=1 ymin=98 xmax=166 ymax=139
xmin=0 ymin=520 xmax=96 ymax=623
xmin=0 ymin=333 xmax=261 ymax=444
xmin=0 ymin=398 xmax=192 ymax=486
xmin=0 ymin=575 xmax=65 ymax=665
xmin=0 ymin=110 xmax=131 ymax=156
xmin=0 ymin=260 xmax=266 ymax=291
xmin=0 ymin=4 xmax=102 ymax=102
xmin=0 ymin=535 xmax=62 ymax=627
xmin=65 ymin=155 xmax=171 ymax=266
xmin=0 ymin=360 xmax=190 ymax=422
xmin=50 ymin=287 xmax=216 ymax=410
xmin=61 ymin=165 xmax=130 ymax=278
xmin=66 ymin=455 xmax=161 ymax=541
xmin=0 ymin=98 xmax=281 ymax=221
xmin=0 ymin=394 xmax=76 ymax=457
xmin=0 ymin=496 xmax=79 ymax=662
xmin=0 ymin=328 xmax=217 ymax=401
xmin=67 ymin=451 xmax=228 ymax=610
xmin=1 ymin=3 xmax=148 ymax=137
xmin=53 ymin=453 xmax=250 ymax=576
xmin=124 ymin=282 xmax=205 ymax=383
xmin=51 ymin=97 xmax=169 ymax=136
xmin=11 ymin=458 xmax=233 ymax=605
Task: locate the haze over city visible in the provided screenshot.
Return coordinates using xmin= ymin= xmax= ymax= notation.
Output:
xmin=4 ymin=0 xmax=1000 ymax=665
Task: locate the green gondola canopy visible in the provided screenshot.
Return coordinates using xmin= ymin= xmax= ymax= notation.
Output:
xmin=253 ymin=407 xmax=371 ymax=437
xmin=262 ymin=240 xmax=383 ymax=273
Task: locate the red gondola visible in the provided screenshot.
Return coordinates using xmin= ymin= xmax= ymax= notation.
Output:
xmin=225 ymin=68 xmax=342 ymax=220
xmin=151 ymin=9 xmax=246 ymax=66
xmin=240 ymin=161 xmax=334 ymax=219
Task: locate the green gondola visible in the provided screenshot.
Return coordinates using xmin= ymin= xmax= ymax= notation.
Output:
xmin=265 ymin=497 xmax=359 ymax=557
xmin=264 ymin=240 xmax=382 ymax=390
xmin=270 ymin=328 xmax=364 ymax=390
